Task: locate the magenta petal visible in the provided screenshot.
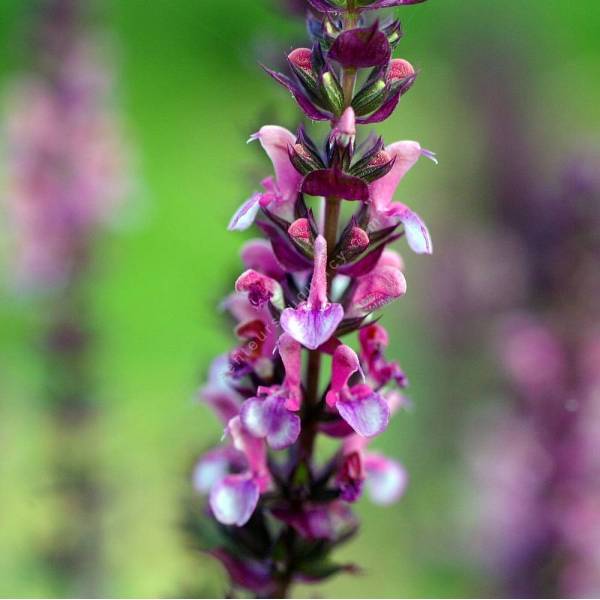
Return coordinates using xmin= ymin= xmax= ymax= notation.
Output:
xmin=369 ymin=141 xmax=422 ymax=210
xmin=250 ymin=126 xmax=302 ymax=202
xmin=240 ymin=395 xmax=300 ymax=450
xmin=193 ymin=447 xmax=240 ymax=494
xmin=280 ymin=303 xmax=344 ymax=350
xmin=352 ymin=265 xmax=407 ymax=313
xmin=302 ymin=169 xmax=369 ymax=201
xmin=389 ymin=203 xmax=433 ymax=254
xmin=364 ymin=453 xmax=408 ymax=505
xmin=278 ymin=333 xmax=302 ymax=410
xmin=228 ymin=416 xmax=269 ymax=488
xmin=201 ymin=387 xmax=241 ymax=424
xmin=326 ymin=344 xmax=360 ymax=407
xmin=240 ymin=397 xmax=270 ymax=438
xmin=336 ymin=384 xmax=390 ymax=437
xmin=228 ymin=193 xmax=261 ymax=231
xmin=240 ymin=239 xmax=285 ymax=280
xmin=209 ymin=473 xmax=260 ymax=526
xmin=265 ymin=402 xmax=301 ymax=449
xmin=329 ymin=24 xmax=391 ymax=69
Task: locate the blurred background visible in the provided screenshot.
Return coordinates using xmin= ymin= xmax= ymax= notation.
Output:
xmin=0 ymin=0 xmax=599 ymax=597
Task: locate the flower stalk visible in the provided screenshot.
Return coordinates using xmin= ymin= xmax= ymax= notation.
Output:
xmin=189 ymin=0 xmax=434 ymax=596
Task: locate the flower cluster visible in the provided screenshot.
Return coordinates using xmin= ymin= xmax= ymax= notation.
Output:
xmin=468 ymin=159 xmax=600 ymax=598
xmin=1 ymin=1 xmax=131 ymax=596
xmin=2 ymin=0 xmax=130 ymax=291
xmin=190 ymin=0 xmax=433 ymax=595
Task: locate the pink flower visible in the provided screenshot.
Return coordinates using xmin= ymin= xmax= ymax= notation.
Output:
xmin=240 ymin=334 xmax=302 ymax=449
xmin=208 ymin=416 xmax=270 ymax=526
xmin=199 ymin=354 xmax=243 ymax=423
xmin=338 ymin=434 xmax=408 ymax=505
xmin=228 ymin=126 xmax=302 ymax=231
xmin=280 ymin=235 xmax=344 ymax=349
xmin=359 ymin=323 xmax=408 ymax=387
xmin=240 ymin=238 xmax=286 ymax=280
xmin=235 ymin=269 xmax=283 ymax=308
xmin=369 ymin=141 xmax=435 ymax=254
xmin=325 ymin=344 xmax=390 ymax=437
xmin=349 ymin=262 xmax=407 ymax=316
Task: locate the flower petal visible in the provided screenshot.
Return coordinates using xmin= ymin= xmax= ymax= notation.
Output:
xmin=209 ymin=473 xmax=260 ymax=526
xmin=326 ymin=344 xmax=361 ymax=407
xmin=240 ymin=395 xmax=300 ymax=450
xmin=369 ymin=141 xmax=422 ymax=210
xmin=228 ymin=416 xmax=269 ymax=489
xmin=240 ymin=397 xmax=270 ymax=438
xmin=193 ymin=447 xmax=245 ymax=494
xmin=240 ymin=239 xmax=285 ymax=280
xmin=364 ymin=453 xmax=408 ymax=505
xmin=388 ymin=203 xmax=433 ymax=254
xmin=266 ymin=407 xmax=301 ymax=449
xmin=351 ymin=265 xmax=407 ymax=314
xmin=228 ymin=193 xmax=261 ymax=231
xmin=278 ymin=333 xmax=303 ymax=410
xmin=250 ymin=126 xmax=302 ymax=202
xmin=336 ymin=384 xmax=390 ymax=437
xmin=280 ymin=303 xmax=344 ymax=350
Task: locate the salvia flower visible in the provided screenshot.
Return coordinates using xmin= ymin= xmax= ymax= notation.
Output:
xmin=189 ymin=0 xmax=434 ymax=595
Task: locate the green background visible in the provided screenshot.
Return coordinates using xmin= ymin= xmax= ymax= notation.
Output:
xmin=0 ymin=0 xmax=599 ymax=597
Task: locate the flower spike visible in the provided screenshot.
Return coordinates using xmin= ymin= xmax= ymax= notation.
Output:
xmin=280 ymin=235 xmax=344 ymax=349
xmin=191 ymin=0 xmax=435 ymax=593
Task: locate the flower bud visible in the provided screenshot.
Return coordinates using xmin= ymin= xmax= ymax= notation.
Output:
xmin=289 ymin=143 xmax=323 ymax=175
xmin=348 ymin=227 xmax=369 ymax=252
xmin=288 ymin=217 xmax=314 ymax=253
xmin=288 ymin=217 xmax=312 ymax=242
xmin=287 ymin=47 xmax=322 ymax=102
xmin=351 ymin=149 xmax=395 ymax=183
xmin=387 ymin=59 xmax=415 ymax=83
xmin=330 ymin=107 xmax=356 ymax=151
xmin=288 ymin=48 xmax=312 ymax=71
